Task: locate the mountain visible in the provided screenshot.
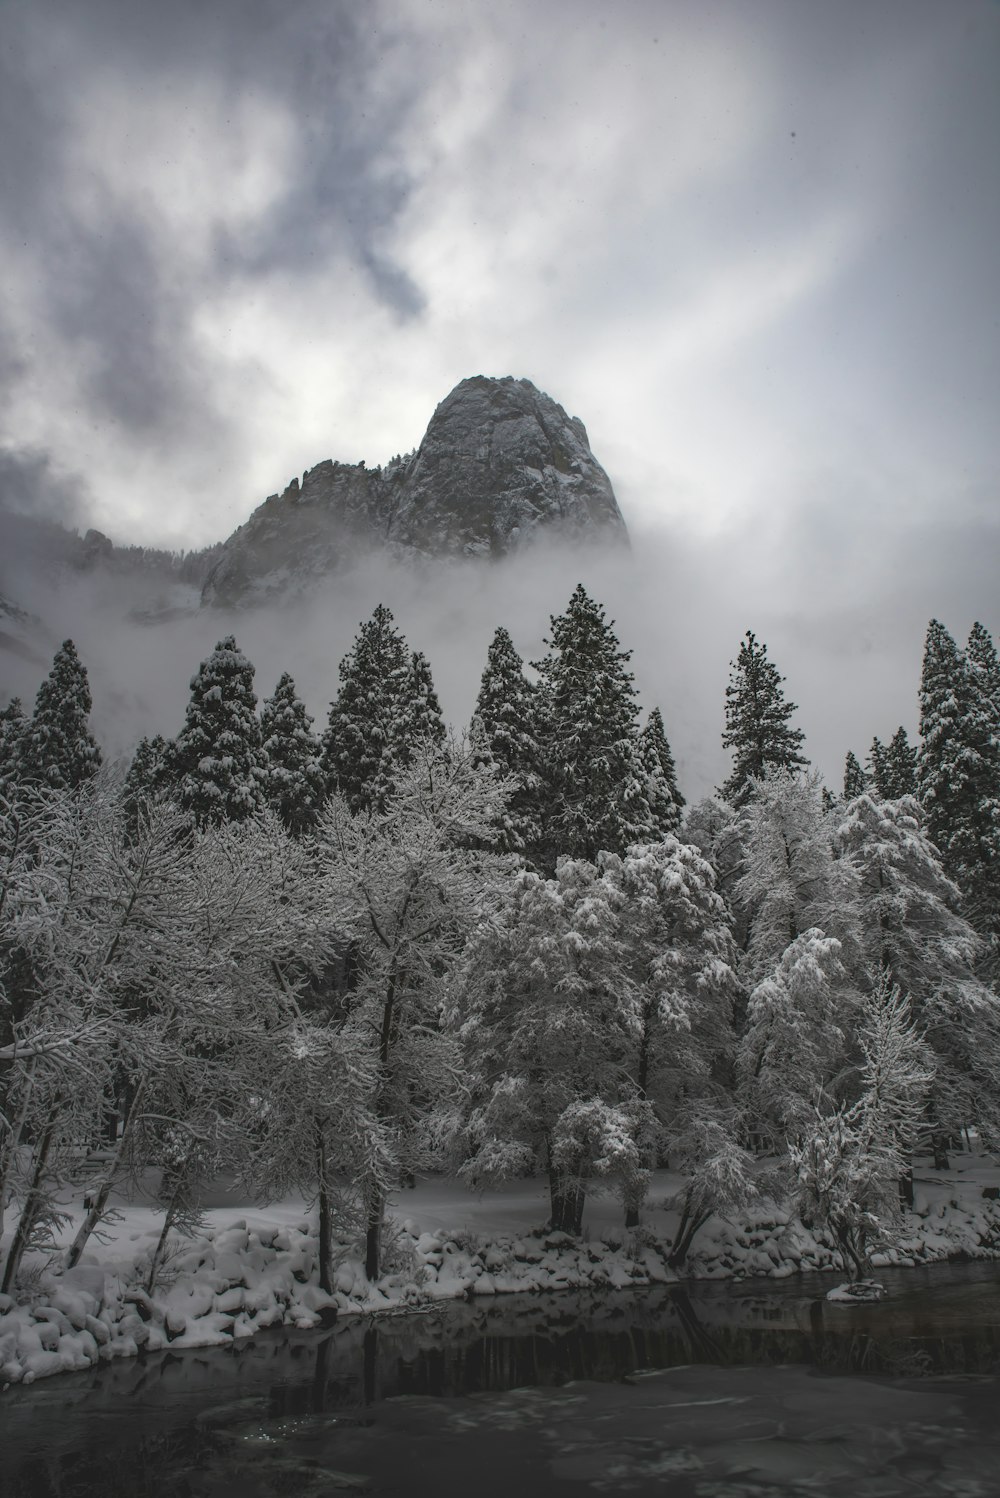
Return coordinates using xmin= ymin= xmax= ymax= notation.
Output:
xmin=200 ymin=376 xmax=628 ymax=608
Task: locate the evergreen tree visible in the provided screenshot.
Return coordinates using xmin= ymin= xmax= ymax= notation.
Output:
xmin=917 ymin=618 xmax=1000 ymax=939
xmin=883 ymin=727 xmax=918 ymax=799
xmin=19 ymin=640 xmax=102 ymax=791
xmin=165 ymin=636 xmax=265 ymax=825
xmin=0 ymin=698 xmax=27 ymax=796
xmin=321 ymin=604 xmax=412 ymax=814
xmin=843 ymin=750 xmax=867 ymax=801
xmin=639 ymin=708 xmax=684 ymax=835
xmin=121 ymin=733 xmax=167 ymax=838
xmin=471 ymin=626 xmax=542 ymax=854
xmin=967 ymin=622 xmax=1000 ymax=730
xmin=868 ymin=736 xmax=889 ymax=796
xmin=719 ymin=631 xmax=807 ymax=807
xmin=533 ymin=584 xmax=654 ymax=867
xmin=260 ymin=672 xmax=326 ymax=837
xmin=400 ymin=649 xmax=446 ymax=752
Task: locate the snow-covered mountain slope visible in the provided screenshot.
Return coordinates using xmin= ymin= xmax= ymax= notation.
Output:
xmin=200 ymin=376 xmax=628 ymax=609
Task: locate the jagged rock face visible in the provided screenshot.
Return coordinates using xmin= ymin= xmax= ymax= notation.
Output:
xmin=201 ymin=376 xmax=628 ymax=608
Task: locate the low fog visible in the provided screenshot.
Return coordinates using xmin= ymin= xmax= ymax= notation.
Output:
xmin=4 ymin=502 xmax=996 ymax=805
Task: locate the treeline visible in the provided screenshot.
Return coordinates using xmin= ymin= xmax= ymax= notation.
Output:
xmin=0 ymin=593 xmax=998 ymax=1291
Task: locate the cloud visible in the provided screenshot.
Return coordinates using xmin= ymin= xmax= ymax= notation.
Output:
xmin=0 ymin=0 xmax=997 ymax=793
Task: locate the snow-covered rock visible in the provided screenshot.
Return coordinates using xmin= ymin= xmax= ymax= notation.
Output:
xmin=200 ymin=376 xmax=628 ymax=608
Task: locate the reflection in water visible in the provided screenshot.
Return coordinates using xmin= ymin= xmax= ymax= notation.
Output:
xmin=6 ymin=1262 xmax=1000 ymax=1496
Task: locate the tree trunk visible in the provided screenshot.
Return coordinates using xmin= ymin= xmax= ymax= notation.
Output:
xmin=625 ymin=1012 xmax=652 ymax=1231
xmin=898 ymin=1162 xmax=914 ymax=1210
xmin=547 ymin=1164 xmax=585 ymax=1236
xmin=145 ymin=1162 xmax=189 ymax=1295
xmin=365 ymin=1184 xmax=384 ymax=1283
xmin=932 ymin=1135 xmax=950 ymax=1172
xmin=65 ymin=1075 xmax=147 ymax=1269
xmin=1 ymin=1116 xmax=57 ymax=1294
xmin=316 ymin=1123 xmax=332 ymax=1294
xmin=364 ymin=961 xmax=399 ymax=1284
xmin=0 ymin=1056 xmax=37 ymax=1243
xmin=667 ymin=1187 xmax=710 ymax=1270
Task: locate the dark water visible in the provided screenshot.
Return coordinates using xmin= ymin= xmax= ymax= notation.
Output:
xmin=5 ymin=1261 xmax=1000 ymax=1497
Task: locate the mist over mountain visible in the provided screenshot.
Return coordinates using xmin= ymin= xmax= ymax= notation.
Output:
xmin=0 ymin=373 xmax=969 ymax=805
xmin=200 ymin=376 xmax=628 ymax=608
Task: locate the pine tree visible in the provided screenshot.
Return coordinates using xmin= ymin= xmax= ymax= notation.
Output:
xmin=967 ymin=622 xmax=1000 ymax=730
xmin=0 ymin=698 xmax=28 ymax=796
xmin=260 ymin=672 xmax=326 ymax=837
xmin=321 ymin=604 xmax=413 ymax=814
xmin=533 ymin=584 xmax=654 ymax=867
xmin=843 ymin=750 xmax=867 ymax=801
xmin=639 ymin=708 xmax=684 ymax=835
xmin=471 ymin=626 xmax=542 ymax=854
xmin=399 ymin=649 xmax=446 ymax=752
xmin=19 ymin=640 xmax=102 ymax=791
xmin=917 ymin=619 xmax=1000 ymax=939
xmin=883 ymin=727 xmax=918 ymax=798
xmin=719 ymin=631 xmax=807 ymax=807
xmin=868 ymin=736 xmax=889 ymax=796
xmin=121 ymin=733 xmax=167 ymax=838
xmin=165 ymin=636 xmax=265 ymax=825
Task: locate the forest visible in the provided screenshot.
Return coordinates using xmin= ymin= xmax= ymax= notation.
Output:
xmin=1 ymin=587 xmax=998 ymax=1296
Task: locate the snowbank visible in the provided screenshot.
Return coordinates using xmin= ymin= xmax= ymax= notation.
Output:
xmin=4 ymin=1162 xmax=1000 ymax=1389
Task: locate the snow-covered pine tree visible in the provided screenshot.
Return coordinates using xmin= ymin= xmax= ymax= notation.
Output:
xmin=867 ymin=736 xmax=889 ymax=797
xmin=120 ymin=733 xmax=168 ymax=839
xmin=967 ymin=621 xmax=1000 ymax=710
xmin=734 ymin=768 xmax=861 ymax=986
xmin=843 ymin=750 xmax=867 ymax=801
xmin=260 ymin=672 xmax=326 ymax=837
xmin=719 ymin=631 xmax=807 ymax=807
xmin=400 ymin=649 xmax=446 ymax=752
xmin=603 ymin=838 xmax=739 ymax=1226
xmin=0 ymin=698 xmax=28 ymax=796
xmin=454 ymin=854 xmax=635 ymax=1236
xmin=471 ymin=626 xmax=542 ymax=855
xmin=834 ymin=792 xmax=1000 ymax=1155
xmin=533 ymin=584 xmax=653 ymax=868
xmin=321 ymin=604 xmax=412 ymax=814
xmin=639 ymin=707 xmax=684 ymax=836
xmin=917 ymin=618 xmax=1000 ymax=942
xmin=18 ymin=641 xmax=102 ymax=791
xmin=165 ymin=636 xmax=265 ymax=825
xmin=883 ymin=727 xmax=918 ymax=798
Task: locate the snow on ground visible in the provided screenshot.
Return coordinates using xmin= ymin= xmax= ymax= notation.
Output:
xmin=4 ymin=1155 xmax=1000 ymax=1389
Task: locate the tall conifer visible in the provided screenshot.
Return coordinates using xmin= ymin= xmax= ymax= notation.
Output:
xmin=472 ymin=626 xmax=542 ymax=854
xmin=883 ymin=727 xmax=918 ymax=798
xmin=639 ymin=708 xmax=684 ymax=835
xmin=20 ymin=640 xmax=102 ymax=790
xmin=322 ymin=606 xmax=443 ymax=814
xmin=261 ymin=672 xmax=326 ymax=836
xmin=719 ymin=631 xmax=807 ymax=807
xmin=0 ymin=697 xmax=27 ymax=796
xmin=166 ymin=636 xmax=265 ymax=824
xmin=533 ymin=584 xmax=653 ymax=866
xmin=917 ymin=618 xmax=1000 ymax=940
xmin=400 ymin=650 xmax=446 ymax=751
xmin=843 ymin=750 xmax=867 ymax=801
xmin=121 ymin=733 xmax=167 ymax=837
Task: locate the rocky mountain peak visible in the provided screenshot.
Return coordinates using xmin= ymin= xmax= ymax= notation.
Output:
xmin=200 ymin=376 xmax=628 ymax=609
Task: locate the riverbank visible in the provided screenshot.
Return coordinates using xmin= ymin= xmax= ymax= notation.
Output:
xmin=3 ymin=1154 xmax=1000 ymax=1388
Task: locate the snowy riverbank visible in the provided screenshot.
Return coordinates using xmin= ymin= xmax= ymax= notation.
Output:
xmin=4 ymin=1157 xmax=1000 ymax=1389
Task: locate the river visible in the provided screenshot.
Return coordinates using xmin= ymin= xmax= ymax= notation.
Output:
xmin=5 ymin=1260 xmax=1000 ymax=1496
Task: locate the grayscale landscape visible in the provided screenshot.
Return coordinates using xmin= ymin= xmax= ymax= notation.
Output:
xmin=1 ymin=3 xmax=999 ymax=1495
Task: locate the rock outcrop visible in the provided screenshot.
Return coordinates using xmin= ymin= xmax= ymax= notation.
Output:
xmin=201 ymin=376 xmax=628 ymax=608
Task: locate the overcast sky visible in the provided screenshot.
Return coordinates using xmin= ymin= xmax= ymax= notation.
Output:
xmin=1 ymin=0 xmax=998 ymax=796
